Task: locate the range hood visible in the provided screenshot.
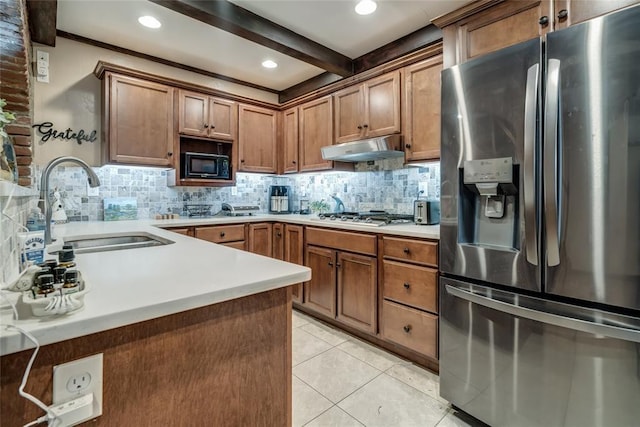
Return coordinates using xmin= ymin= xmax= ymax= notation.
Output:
xmin=321 ymin=134 xmax=403 ymax=162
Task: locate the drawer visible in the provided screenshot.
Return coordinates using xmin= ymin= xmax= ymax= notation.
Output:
xmin=306 ymin=227 xmax=376 ymax=256
xmin=195 ymin=224 xmax=245 ymax=243
xmin=383 ymin=260 xmax=438 ymax=313
xmin=383 ymin=237 xmax=437 ymax=267
xmin=381 ymin=300 xmax=437 ymax=359
xmin=166 ymin=227 xmax=193 ymax=237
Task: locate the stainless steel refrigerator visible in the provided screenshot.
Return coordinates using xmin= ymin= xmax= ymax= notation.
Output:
xmin=439 ymin=5 xmax=640 ymax=426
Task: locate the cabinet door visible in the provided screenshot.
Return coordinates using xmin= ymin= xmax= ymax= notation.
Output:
xmin=403 ymin=56 xmax=443 ymax=162
xmin=363 ymin=72 xmax=401 ymax=138
xmin=178 ymin=90 xmax=209 ymax=137
xmin=334 ymin=85 xmax=365 ymax=143
xmin=299 ymin=96 xmax=333 ymax=172
xmin=209 ymin=98 xmax=237 ymax=141
xmin=337 ymin=252 xmax=377 ymax=334
xmin=238 ymin=104 xmax=278 ymax=173
xmin=554 ymin=0 xmax=640 ymax=29
xmin=107 ymin=74 xmax=174 ymax=166
xmin=273 ymin=223 xmax=285 ymax=260
xmin=304 ymin=246 xmax=336 ymax=318
xmin=443 ymin=0 xmax=552 ymax=67
xmin=282 ymin=107 xmax=299 ymax=173
xmin=284 ymin=224 xmax=304 ymax=304
xmin=248 ymin=222 xmax=273 ymax=257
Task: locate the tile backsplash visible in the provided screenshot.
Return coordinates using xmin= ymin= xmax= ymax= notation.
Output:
xmin=34 ymin=160 xmax=440 ymax=221
xmin=0 ymin=191 xmax=31 ymax=284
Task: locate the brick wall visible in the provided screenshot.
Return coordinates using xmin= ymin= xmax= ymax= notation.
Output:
xmin=1 ymin=0 xmax=33 ymax=186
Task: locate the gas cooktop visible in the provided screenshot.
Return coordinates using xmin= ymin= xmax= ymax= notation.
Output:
xmin=316 ymin=211 xmax=414 ymax=227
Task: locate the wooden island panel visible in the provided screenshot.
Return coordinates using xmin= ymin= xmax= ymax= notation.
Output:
xmin=1 ymin=287 xmax=292 ymax=427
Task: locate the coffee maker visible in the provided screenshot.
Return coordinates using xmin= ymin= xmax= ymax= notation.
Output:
xmin=269 ymin=185 xmax=291 ymax=213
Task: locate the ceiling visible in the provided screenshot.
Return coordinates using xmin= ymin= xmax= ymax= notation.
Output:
xmin=55 ymin=0 xmax=469 ymax=93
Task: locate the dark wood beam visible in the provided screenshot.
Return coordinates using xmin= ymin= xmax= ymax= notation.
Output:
xmin=353 ymin=24 xmax=442 ymax=74
xmin=26 ymin=0 xmax=57 ymax=46
xmin=279 ymin=72 xmax=342 ymax=104
xmin=57 ymin=30 xmax=279 ymax=94
xmin=150 ymin=0 xmax=354 ymax=77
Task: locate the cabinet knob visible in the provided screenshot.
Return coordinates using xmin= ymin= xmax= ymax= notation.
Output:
xmin=277 ymin=232 xmax=282 ymax=237
xmin=403 ymin=282 xmax=410 ymax=289
xmin=292 ymin=160 xmax=296 ymax=164
xmin=328 ymin=261 xmax=334 ymax=267
xmin=204 ymin=124 xmax=209 ymax=128
xmin=211 ymin=124 xmax=215 ymax=129
xmin=220 ymin=232 xmax=226 ymax=237
xmin=557 ymin=9 xmax=568 ymax=20
xmin=240 ymin=159 xmax=245 ymax=163
xmin=167 ymin=152 xmax=173 ymax=156
xmin=405 ymin=143 xmax=411 ymax=149
xmin=403 ymin=325 xmax=412 ymax=333
xmin=357 ymin=125 xmax=363 ymax=130
xmin=336 ymin=262 xmax=341 ymax=268
xmin=362 ymin=124 xmax=368 ymax=128
xmin=403 ymin=247 xmax=410 ymax=254
xmin=539 ymin=15 xmax=549 ymax=26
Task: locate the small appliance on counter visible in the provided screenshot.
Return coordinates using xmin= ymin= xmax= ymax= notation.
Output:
xmin=221 ymin=203 xmax=260 ymax=216
xmin=413 ymin=199 xmax=440 ymax=225
xmin=269 ymin=185 xmax=291 ymax=214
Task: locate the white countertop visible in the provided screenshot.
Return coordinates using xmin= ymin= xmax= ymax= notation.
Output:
xmin=0 ymin=215 xmax=438 ymax=356
xmin=151 ymin=213 xmax=440 ymax=240
xmin=0 ymin=219 xmax=311 ymax=356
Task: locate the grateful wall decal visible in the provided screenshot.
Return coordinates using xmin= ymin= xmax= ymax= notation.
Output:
xmin=32 ymin=122 xmax=98 ymax=145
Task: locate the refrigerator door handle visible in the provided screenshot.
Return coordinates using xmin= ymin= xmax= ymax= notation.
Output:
xmin=544 ymin=59 xmax=561 ymax=266
xmin=445 ymin=284 xmax=640 ymax=343
xmin=524 ymin=64 xmax=539 ymax=266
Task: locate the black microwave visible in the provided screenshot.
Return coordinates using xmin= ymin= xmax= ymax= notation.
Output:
xmin=182 ymin=152 xmax=230 ymax=179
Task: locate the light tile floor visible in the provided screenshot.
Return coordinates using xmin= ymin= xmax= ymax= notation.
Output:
xmin=292 ymin=310 xmax=483 ymax=427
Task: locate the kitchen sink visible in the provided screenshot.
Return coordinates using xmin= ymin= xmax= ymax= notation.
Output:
xmin=60 ymin=232 xmax=174 ymax=254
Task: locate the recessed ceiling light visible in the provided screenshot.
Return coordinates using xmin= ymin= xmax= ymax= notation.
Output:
xmin=138 ymin=16 xmax=161 ymax=29
xmin=262 ymin=60 xmax=278 ymax=69
xmin=355 ymin=0 xmax=377 ymax=15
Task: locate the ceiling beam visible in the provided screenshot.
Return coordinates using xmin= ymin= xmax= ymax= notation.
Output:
xmin=26 ymin=0 xmax=57 ymax=46
xmin=353 ymin=24 xmax=442 ymax=74
xmin=279 ymin=72 xmax=342 ymax=104
xmin=150 ymin=0 xmax=354 ymax=77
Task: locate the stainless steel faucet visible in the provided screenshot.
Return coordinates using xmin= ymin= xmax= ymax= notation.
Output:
xmin=39 ymin=156 xmax=100 ymax=245
xmin=330 ymin=194 xmax=345 ymax=214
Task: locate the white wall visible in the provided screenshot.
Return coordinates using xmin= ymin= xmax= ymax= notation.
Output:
xmin=32 ymin=37 xmax=278 ymax=166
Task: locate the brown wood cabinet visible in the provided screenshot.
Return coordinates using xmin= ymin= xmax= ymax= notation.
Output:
xmin=238 ymin=104 xmax=278 ymax=173
xmin=178 ymin=90 xmax=237 ymax=141
xmin=380 ymin=236 xmax=439 ymax=360
xmin=402 ymin=55 xmax=443 ymax=162
xmin=437 ymin=0 xmax=640 ymax=68
xmin=165 ymin=227 xmax=194 ymax=237
xmin=282 ymin=107 xmax=299 ymax=173
xmin=195 ymin=224 xmax=246 ymax=250
xmin=248 ymin=222 xmax=273 ymax=257
xmin=284 ymin=224 xmax=304 ymax=304
xmin=299 ymin=96 xmax=334 ymax=172
xmin=304 ymin=227 xmax=377 ymax=334
xmin=273 ymin=223 xmax=285 ymax=260
xmin=333 ymin=71 xmax=401 ymax=143
xmin=102 ymin=72 xmax=174 ymax=166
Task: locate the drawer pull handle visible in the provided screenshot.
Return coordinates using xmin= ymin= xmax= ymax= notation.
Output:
xmin=403 ymin=282 xmax=410 ymax=289
xmin=403 ymin=325 xmax=412 ymax=333
xmin=220 ymin=232 xmax=226 ymax=237
xmin=403 ymin=247 xmax=410 ymax=254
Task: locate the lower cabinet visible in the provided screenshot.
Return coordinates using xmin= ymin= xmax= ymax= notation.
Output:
xmin=303 ymin=227 xmax=377 ymax=334
xmin=284 ymin=224 xmax=304 ymax=304
xmin=247 ymin=222 xmax=272 ymax=257
xmin=380 ymin=236 xmax=439 ymax=360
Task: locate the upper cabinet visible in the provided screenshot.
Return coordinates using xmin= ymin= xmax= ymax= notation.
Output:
xmin=282 ymin=107 xmax=298 ymax=174
xmin=402 ymin=55 xmax=443 ymax=162
xmin=178 ymin=90 xmax=237 ymax=141
xmin=436 ymin=0 xmax=640 ymax=67
xmin=333 ymin=71 xmax=401 ymax=143
xmin=299 ymin=96 xmax=334 ymax=172
xmin=238 ymin=104 xmax=278 ymax=173
xmin=102 ymin=72 xmax=175 ymax=167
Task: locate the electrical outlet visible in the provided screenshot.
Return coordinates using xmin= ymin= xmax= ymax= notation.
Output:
xmin=53 ymin=354 xmax=103 ymax=424
xmin=231 ymin=186 xmax=238 ymax=196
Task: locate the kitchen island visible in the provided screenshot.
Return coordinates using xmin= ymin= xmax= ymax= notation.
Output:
xmin=0 ymin=220 xmax=310 ymax=426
